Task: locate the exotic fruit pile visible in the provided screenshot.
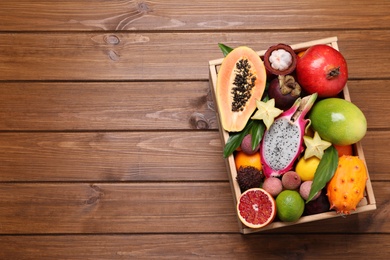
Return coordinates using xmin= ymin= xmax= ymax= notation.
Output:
xmin=216 ymin=42 xmax=369 ymax=229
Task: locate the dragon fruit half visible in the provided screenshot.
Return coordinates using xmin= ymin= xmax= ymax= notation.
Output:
xmin=261 ymin=93 xmax=318 ymax=178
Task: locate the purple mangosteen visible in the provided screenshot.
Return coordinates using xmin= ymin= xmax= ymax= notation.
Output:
xmin=268 ymin=75 xmax=302 ymax=111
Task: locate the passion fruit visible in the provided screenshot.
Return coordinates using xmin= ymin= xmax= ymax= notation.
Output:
xmin=309 ymin=98 xmax=367 ymax=145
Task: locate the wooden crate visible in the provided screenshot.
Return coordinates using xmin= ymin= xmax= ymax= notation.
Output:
xmin=209 ymin=37 xmax=377 ymax=234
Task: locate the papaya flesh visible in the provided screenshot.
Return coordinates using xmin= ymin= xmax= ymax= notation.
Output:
xmin=216 ymin=46 xmax=267 ymax=132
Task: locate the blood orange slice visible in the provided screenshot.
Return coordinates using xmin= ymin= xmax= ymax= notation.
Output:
xmin=237 ymin=188 xmax=276 ymax=228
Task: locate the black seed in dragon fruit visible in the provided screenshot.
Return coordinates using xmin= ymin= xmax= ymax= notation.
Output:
xmin=261 ymin=93 xmax=318 ymax=178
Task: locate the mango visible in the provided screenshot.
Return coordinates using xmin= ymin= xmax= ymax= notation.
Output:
xmin=309 ymin=98 xmax=367 ymax=145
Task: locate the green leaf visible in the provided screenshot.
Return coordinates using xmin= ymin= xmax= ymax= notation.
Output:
xmin=223 ymin=133 xmax=244 ymax=158
xmin=250 ymin=120 xmax=265 ymax=150
xmin=306 ymin=146 xmax=339 ymax=203
xmin=218 ymin=43 xmax=234 ymax=57
xmin=223 ymin=120 xmax=254 ymax=158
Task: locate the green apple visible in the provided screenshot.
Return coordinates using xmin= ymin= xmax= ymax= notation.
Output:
xmin=309 ymin=98 xmax=367 ymax=146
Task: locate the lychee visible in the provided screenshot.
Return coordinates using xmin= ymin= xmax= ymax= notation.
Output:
xmin=262 ymin=177 xmax=283 ymax=197
xmin=281 ymin=171 xmax=301 ymax=190
xmin=240 ymin=134 xmax=260 ymax=155
xmin=299 ymin=180 xmax=320 ymax=201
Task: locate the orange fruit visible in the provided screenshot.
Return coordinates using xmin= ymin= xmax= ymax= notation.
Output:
xmin=234 ymin=151 xmax=262 ymax=171
xmin=237 ymin=188 xmax=276 ymax=228
xmin=333 ymin=144 xmax=353 ymax=157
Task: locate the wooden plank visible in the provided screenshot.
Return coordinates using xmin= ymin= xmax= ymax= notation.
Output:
xmin=348 ymin=80 xmax=390 ymax=129
xmin=0 ymin=82 xmax=217 ymax=131
xmin=0 ymin=0 xmax=389 ymax=31
xmin=0 ymin=79 xmax=388 ymax=131
xmin=0 ymin=234 xmax=389 ymax=259
xmin=0 ymin=131 xmax=388 ymax=182
xmin=0 ymin=131 xmax=226 ymax=182
xmin=0 ymin=183 xmax=238 ymax=234
xmin=361 ymin=131 xmax=390 ymax=181
xmin=0 ymin=182 xmax=387 ymax=234
xmin=0 ymin=31 xmax=389 ymax=81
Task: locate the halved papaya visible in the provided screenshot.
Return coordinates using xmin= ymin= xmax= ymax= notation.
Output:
xmin=216 ymin=46 xmax=267 ymax=132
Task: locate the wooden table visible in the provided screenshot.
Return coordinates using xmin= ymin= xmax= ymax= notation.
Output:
xmin=0 ymin=1 xmax=389 ymax=258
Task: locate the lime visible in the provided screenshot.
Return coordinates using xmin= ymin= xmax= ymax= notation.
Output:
xmin=276 ymin=190 xmax=304 ymax=222
xmin=237 ymin=188 xmax=276 ymax=228
xmin=309 ymin=98 xmax=367 ymax=146
xmin=295 ymin=156 xmax=320 ymax=181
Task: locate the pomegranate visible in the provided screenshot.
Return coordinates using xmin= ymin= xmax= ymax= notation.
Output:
xmin=296 ymin=44 xmax=348 ymax=98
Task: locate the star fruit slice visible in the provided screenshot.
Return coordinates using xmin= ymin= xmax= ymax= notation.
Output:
xmin=251 ymin=99 xmax=283 ymax=129
xmin=303 ymin=131 xmax=332 ymax=160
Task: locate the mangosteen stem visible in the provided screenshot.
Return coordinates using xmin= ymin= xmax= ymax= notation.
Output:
xmin=279 ymin=75 xmax=302 ymax=97
xmin=327 ymin=66 xmax=340 ymax=79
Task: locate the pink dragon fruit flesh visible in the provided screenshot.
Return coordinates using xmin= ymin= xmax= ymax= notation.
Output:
xmin=261 ymin=93 xmax=318 ymax=178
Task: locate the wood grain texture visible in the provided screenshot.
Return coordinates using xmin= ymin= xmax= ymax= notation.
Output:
xmin=0 ymin=0 xmax=389 ymax=31
xmin=0 ymin=80 xmax=388 ymax=131
xmin=348 ymin=80 xmax=390 ymax=129
xmin=360 ymin=131 xmax=390 ymax=180
xmin=0 ymin=0 xmax=389 ymax=257
xmin=0 ymin=234 xmax=389 ymax=259
xmin=0 ymin=183 xmax=238 ymax=234
xmin=0 ymin=82 xmax=217 ymax=131
xmin=0 ymin=131 xmax=389 ymax=182
xmin=0 ymin=31 xmax=389 ymax=80
xmin=0 ymin=132 xmax=226 ymax=182
xmin=0 ymin=182 xmax=387 ymax=235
